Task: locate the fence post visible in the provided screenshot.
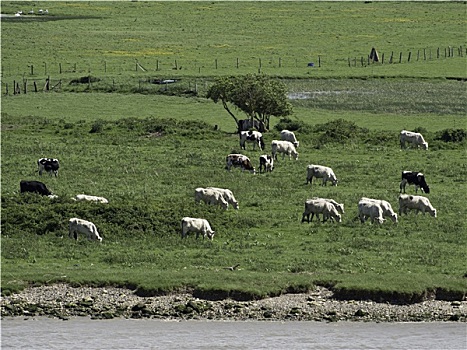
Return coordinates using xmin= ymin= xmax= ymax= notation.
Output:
xmin=423 ymin=48 xmax=426 ymax=60
xmin=381 ymin=53 xmax=384 ymax=64
xmin=156 ymin=60 xmax=159 ymax=71
xmin=361 ymin=57 xmax=364 ymax=66
xmin=318 ymin=55 xmax=321 ymax=67
xmin=408 ymin=51 xmax=411 ymax=62
xmin=215 ymin=59 xmax=218 ymax=69
xmin=236 ymin=57 xmax=239 ymax=69
xmin=348 ymin=57 xmax=351 ymax=67
xmin=399 ymin=52 xmax=402 ymax=63
xmin=30 ymin=65 xmax=34 ymax=75
xmin=279 ymin=57 xmax=281 ymax=68
xmin=5 ymin=83 xmax=8 ymax=95
xmin=44 ymin=62 xmax=47 ymax=75
xmin=437 ymin=48 xmax=440 ymax=59
xmin=104 ymin=60 xmax=107 ymax=73
xmin=23 ymin=79 xmax=27 ymax=94
xmin=389 ymin=52 xmax=393 ymax=64
xmin=34 ymin=81 xmax=38 ymax=92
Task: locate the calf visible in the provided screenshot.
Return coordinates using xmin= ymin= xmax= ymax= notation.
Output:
xmin=68 ymin=218 xmax=102 ymax=242
xmin=301 ymin=198 xmax=342 ymax=223
xmin=400 ymin=130 xmax=428 ymax=150
xmin=195 ymin=187 xmax=229 ymax=210
xmin=306 ymin=165 xmax=338 ymax=186
xmin=239 ymin=130 xmax=265 ymax=151
xmin=20 ymin=180 xmax=52 ymax=196
xmin=181 ymin=217 xmax=215 ymax=240
xmin=207 ymin=187 xmax=239 ymax=210
xmin=400 ymin=171 xmax=430 ymax=194
xmin=73 ymin=194 xmax=109 ymax=204
xmin=358 ymin=200 xmax=385 ymax=225
xmin=38 ymin=158 xmax=60 ymax=177
xmin=271 ymin=140 xmax=298 ymax=160
xmin=225 ymin=154 xmax=256 ymax=174
xmin=259 ymin=154 xmax=274 ymax=173
xmin=398 ymin=194 xmax=437 ymax=217
xmin=280 ymin=130 xmax=299 ymax=148
xmin=360 ymin=197 xmax=398 ymax=223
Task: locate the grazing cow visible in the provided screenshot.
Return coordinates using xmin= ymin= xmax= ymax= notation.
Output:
xmin=73 ymin=194 xmax=109 ymax=204
xmin=181 ymin=217 xmax=215 ymax=240
xmin=207 ymin=187 xmax=239 ymax=210
xmin=400 ymin=171 xmax=430 ymax=194
xmin=398 ymin=194 xmax=437 ymax=217
xmin=400 ymin=130 xmax=428 ymax=150
xmin=38 ymin=158 xmax=60 ymax=177
xmin=259 ymin=154 xmax=274 ymax=173
xmin=360 ymin=197 xmax=398 ymax=223
xmin=306 ymin=165 xmax=338 ymax=186
xmin=280 ymin=130 xmax=299 ymax=148
xmin=237 ymin=119 xmax=266 ymax=133
xmin=239 ymin=130 xmax=265 ymax=150
xmin=301 ymin=198 xmax=342 ymax=223
xmin=225 ymin=154 xmax=256 ymax=174
xmin=309 ymin=197 xmax=345 ymax=222
xmin=358 ymin=200 xmax=385 ymax=224
xmin=68 ymin=218 xmax=102 ymax=242
xmin=195 ymin=187 xmax=229 ymax=210
xmin=271 ymin=140 xmax=298 ymax=160
xmin=20 ymin=180 xmax=52 ymax=196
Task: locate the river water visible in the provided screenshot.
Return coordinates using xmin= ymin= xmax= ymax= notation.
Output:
xmin=1 ymin=318 xmax=466 ymax=350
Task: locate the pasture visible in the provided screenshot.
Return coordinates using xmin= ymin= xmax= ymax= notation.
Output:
xmin=1 ymin=1 xmax=466 ymax=300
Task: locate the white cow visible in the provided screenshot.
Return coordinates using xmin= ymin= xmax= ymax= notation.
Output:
xmin=360 ymin=197 xmax=398 ymax=223
xmin=72 ymin=194 xmax=109 ymax=204
xmin=306 ymin=165 xmax=338 ymax=186
xmin=181 ymin=217 xmax=215 ymax=240
xmin=280 ymin=130 xmax=299 ymax=148
xmin=195 ymin=188 xmax=228 ymax=210
xmin=398 ymin=194 xmax=437 ymax=217
xmin=225 ymin=154 xmax=256 ymax=174
xmin=271 ymin=140 xmax=298 ymax=160
xmin=302 ymin=198 xmax=342 ymax=223
xmin=68 ymin=218 xmax=102 ymax=242
xmin=309 ymin=197 xmax=344 ymax=222
xmin=400 ymin=130 xmax=428 ymax=150
xmin=358 ymin=200 xmax=385 ymax=224
xmin=207 ymin=187 xmax=239 ymax=210
xmin=239 ymin=130 xmax=264 ymax=150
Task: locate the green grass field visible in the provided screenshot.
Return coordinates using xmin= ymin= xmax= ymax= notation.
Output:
xmin=1 ymin=1 xmax=466 ymax=301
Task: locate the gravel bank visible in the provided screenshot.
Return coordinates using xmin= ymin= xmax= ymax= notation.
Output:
xmin=1 ymin=284 xmax=466 ymax=322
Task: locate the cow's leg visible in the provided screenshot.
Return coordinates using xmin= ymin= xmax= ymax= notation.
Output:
xmin=400 ymin=179 xmax=407 ymax=193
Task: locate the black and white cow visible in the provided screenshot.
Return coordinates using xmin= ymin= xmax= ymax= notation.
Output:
xmin=225 ymin=154 xmax=256 ymax=174
xmin=259 ymin=154 xmax=274 ymax=173
xmin=239 ymin=130 xmax=265 ymax=151
xmin=38 ymin=158 xmax=60 ymax=177
xmin=20 ymin=180 xmax=52 ymax=196
xmin=400 ymin=171 xmax=430 ymax=194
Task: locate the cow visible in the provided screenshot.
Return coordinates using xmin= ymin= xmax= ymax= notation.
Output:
xmin=68 ymin=218 xmax=102 ymax=242
xmin=72 ymin=194 xmax=109 ymax=204
xmin=398 ymin=194 xmax=437 ymax=217
xmin=400 ymin=171 xmax=430 ymax=194
xmin=309 ymin=197 xmax=345 ymax=222
xmin=280 ymin=130 xmax=299 ymax=148
xmin=195 ymin=187 xmax=229 ymax=210
xmin=360 ymin=197 xmax=398 ymax=223
xmin=306 ymin=165 xmax=338 ymax=186
xmin=400 ymin=130 xmax=428 ymax=150
xmin=237 ymin=119 xmax=266 ymax=133
xmin=207 ymin=187 xmax=239 ymax=210
xmin=225 ymin=154 xmax=256 ymax=174
xmin=239 ymin=130 xmax=265 ymax=151
xmin=181 ymin=217 xmax=215 ymax=240
xmin=358 ymin=200 xmax=385 ymax=225
xmin=38 ymin=158 xmax=60 ymax=177
xmin=259 ymin=154 xmax=274 ymax=173
xmin=271 ymin=140 xmax=298 ymax=160
xmin=20 ymin=180 xmax=52 ymax=196
xmin=301 ymin=198 xmax=342 ymax=223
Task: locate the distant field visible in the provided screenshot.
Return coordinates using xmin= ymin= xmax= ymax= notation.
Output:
xmin=1 ymin=1 xmax=466 ymax=80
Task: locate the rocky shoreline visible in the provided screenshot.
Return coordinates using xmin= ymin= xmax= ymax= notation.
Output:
xmin=1 ymin=284 xmax=466 ymax=322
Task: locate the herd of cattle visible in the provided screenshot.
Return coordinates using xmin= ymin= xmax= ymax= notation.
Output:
xmin=19 ymin=129 xmax=436 ymax=242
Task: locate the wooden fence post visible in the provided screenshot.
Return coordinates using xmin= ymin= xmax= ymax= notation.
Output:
xmin=348 ymin=57 xmax=351 ymax=67
xmin=23 ymin=79 xmax=27 ymax=94
xmin=30 ymin=65 xmax=34 ymax=75
xmin=381 ymin=53 xmax=384 ymax=64
xmin=389 ymin=52 xmax=393 ymax=64
xmin=215 ymin=59 xmax=218 ymax=69
xmin=156 ymin=60 xmax=159 ymax=71
xmin=399 ymin=52 xmax=402 ymax=63
xmin=437 ymin=48 xmax=440 ymax=59
xmin=236 ymin=57 xmax=239 ymax=69
xmin=408 ymin=51 xmax=411 ymax=62
xmin=318 ymin=55 xmax=321 ymax=67
xmin=59 ymin=63 xmax=62 ymax=74
xmin=279 ymin=57 xmax=281 ymax=68
xmin=34 ymin=81 xmax=38 ymax=92
xmin=417 ymin=50 xmax=419 ymax=61
xmin=423 ymin=48 xmax=426 ymax=60
xmin=5 ymin=83 xmax=8 ymax=95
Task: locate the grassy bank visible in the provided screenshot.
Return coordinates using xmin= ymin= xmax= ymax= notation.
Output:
xmin=1 ymin=1 xmax=466 ymax=302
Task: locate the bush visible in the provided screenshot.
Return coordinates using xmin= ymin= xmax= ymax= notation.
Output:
xmin=313 ymin=119 xmax=369 ymax=145
xmin=435 ymin=128 xmax=466 ymax=143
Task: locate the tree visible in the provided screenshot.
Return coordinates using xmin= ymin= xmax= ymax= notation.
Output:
xmin=206 ymin=74 xmax=293 ymax=132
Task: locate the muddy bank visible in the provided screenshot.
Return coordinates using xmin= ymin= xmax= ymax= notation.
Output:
xmin=1 ymin=284 xmax=466 ymax=322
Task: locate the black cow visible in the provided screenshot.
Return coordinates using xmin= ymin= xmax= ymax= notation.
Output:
xmin=400 ymin=171 xmax=430 ymax=194
xmin=237 ymin=119 xmax=266 ymax=133
xmin=38 ymin=158 xmax=60 ymax=177
xmin=20 ymin=180 xmax=52 ymax=196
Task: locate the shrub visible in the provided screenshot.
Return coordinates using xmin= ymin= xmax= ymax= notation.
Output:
xmin=435 ymin=128 xmax=466 ymax=143
xmin=314 ymin=119 xmax=369 ymax=145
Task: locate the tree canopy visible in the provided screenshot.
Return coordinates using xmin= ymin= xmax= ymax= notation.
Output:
xmin=206 ymin=74 xmax=293 ymax=131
